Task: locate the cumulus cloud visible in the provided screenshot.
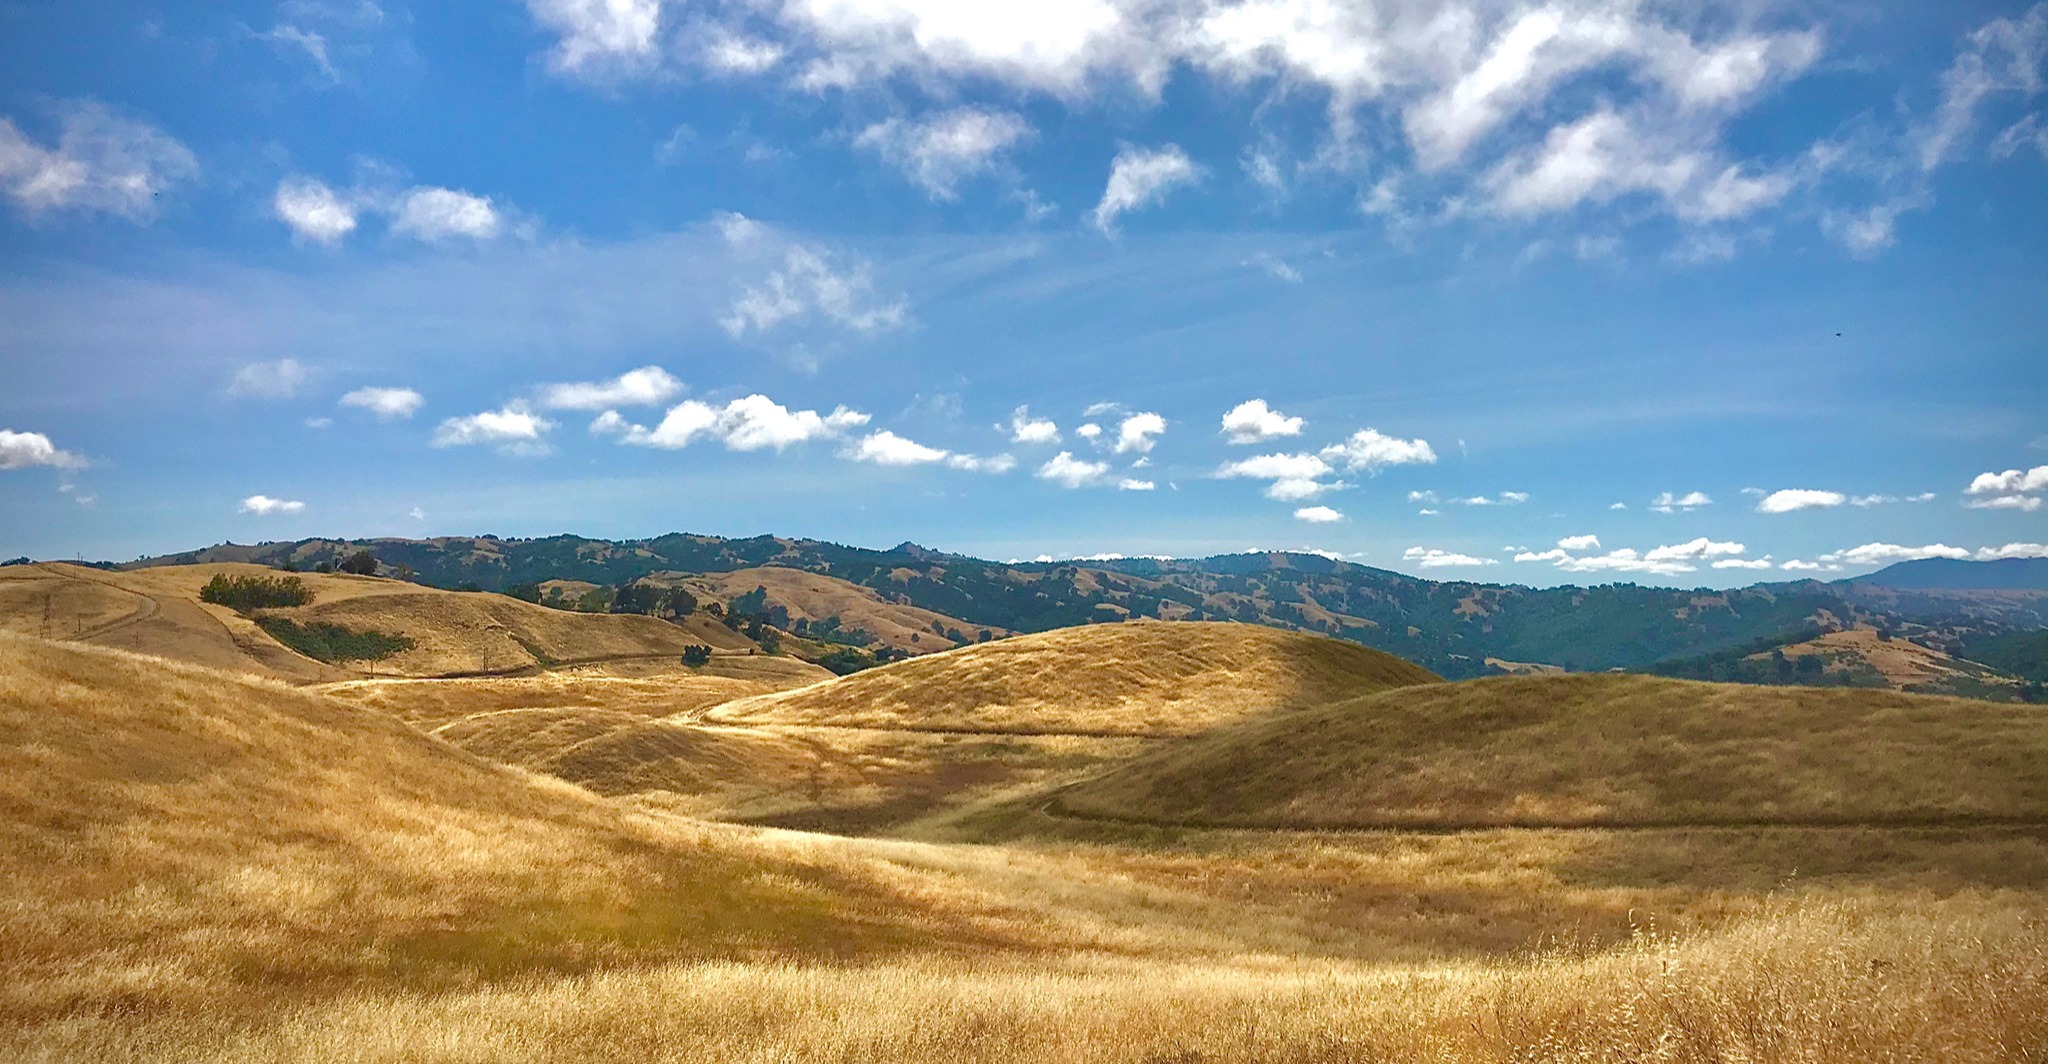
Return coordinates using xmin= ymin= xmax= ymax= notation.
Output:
xmin=0 ymin=429 xmax=87 ymax=471
xmin=537 ymin=366 xmax=682 ymax=410
xmin=1319 ymin=428 xmax=1437 ymax=473
xmin=1217 ymin=452 xmax=1343 ymax=501
xmin=1220 ymin=399 xmax=1303 ymax=444
xmin=1114 ymin=412 xmax=1165 ymax=454
xmin=1295 ymin=505 xmax=1343 ymax=523
xmin=1977 ymin=542 xmax=2048 ymax=560
xmin=228 ymin=358 xmax=312 ymax=400
xmin=1118 ymin=478 xmax=1156 ymax=491
xmin=1712 ymin=558 xmax=1775 ymax=570
xmin=846 ymin=429 xmax=950 ymax=466
xmin=390 ymin=186 xmax=502 ymax=241
xmin=1037 ymin=451 xmax=1111 ymax=488
xmin=1075 ymin=423 xmax=1103 ymax=440
xmin=526 ymin=0 xmax=662 ymax=78
xmin=1650 ymin=490 xmax=1712 ymax=514
xmin=721 ymin=241 xmax=908 ymax=340
xmin=0 ymin=101 xmax=196 ymax=221
xmin=339 ymin=386 xmax=424 ymax=421
xmin=273 ymin=178 xmax=357 ymax=244
xmin=1093 ymin=144 xmax=1201 ymax=232
xmin=855 ymin=107 xmax=1032 ymax=199
xmin=432 ymin=402 xmax=557 ymax=456
xmin=603 ymin=394 xmax=868 ymax=452
xmin=1404 ymin=547 xmax=1498 ymax=568
xmin=1966 ymin=463 xmax=2048 ymax=511
xmin=1817 ymin=543 xmax=1972 ymax=567
xmin=1456 ymin=492 xmax=1529 ymax=506
xmin=1756 ymin=488 xmax=1847 ymax=513
xmin=1517 ymin=536 xmax=1747 ymax=576
xmin=1009 ymin=406 xmax=1060 ymax=444
xmin=239 ymin=494 xmax=305 ymax=515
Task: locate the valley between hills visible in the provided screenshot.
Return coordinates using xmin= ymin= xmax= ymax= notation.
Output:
xmin=1 ymin=549 xmax=2044 ymax=1062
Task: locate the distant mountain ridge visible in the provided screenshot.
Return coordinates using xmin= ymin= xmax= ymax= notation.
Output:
xmin=117 ymin=534 xmax=2046 ymax=682
xmin=1856 ymin=557 xmax=2048 ymax=591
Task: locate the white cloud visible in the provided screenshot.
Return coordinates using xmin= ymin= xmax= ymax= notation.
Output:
xmin=1404 ymin=547 xmax=1498 ymax=568
xmin=1517 ymin=536 xmax=1747 ymax=577
xmin=722 ymin=244 xmax=908 ymax=339
xmin=1009 ymin=405 xmax=1060 ymax=444
xmin=339 ymin=386 xmax=424 ymax=421
xmin=1082 ymin=401 xmax=1121 ymax=417
xmin=1756 ymin=488 xmax=1847 ymax=513
xmin=239 ymin=494 xmax=305 ymax=515
xmin=390 ymin=187 xmax=502 ymax=241
xmin=1643 ymin=538 xmax=1745 ymax=562
xmin=0 ymin=429 xmax=86 ymax=471
xmin=1295 ymin=505 xmax=1343 ymax=523
xmin=228 ymin=358 xmax=312 ymax=400
xmin=1114 ymin=412 xmax=1165 ymax=454
xmin=1075 ymin=423 xmax=1103 ymax=440
xmin=0 ymin=101 xmax=197 ymax=221
xmin=1969 ymin=494 xmax=2045 ymax=512
xmin=1977 ymin=542 xmax=2048 ymax=560
xmin=703 ymin=32 xmax=787 ymax=75
xmin=949 ymin=453 xmax=1017 ymax=474
xmin=1038 ymin=451 xmax=1111 ymax=488
xmin=1118 ymin=478 xmax=1156 ymax=491
xmin=855 ymin=108 xmax=1032 ymax=199
xmin=1920 ymin=5 xmax=2048 ymax=171
xmin=1220 ymin=399 xmax=1303 ymax=444
xmin=1456 ymin=492 xmax=1529 ymax=506
xmin=1319 ymin=428 xmax=1436 ymax=473
xmin=1242 ymin=252 xmax=1302 ymax=283
xmin=1650 ymin=490 xmax=1712 ymax=514
xmin=273 ymin=178 xmax=357 ymax=244
xmin=1093 ymin=144 xmax=1201 ymax=232
xmin=846 ymin=429 xmax=950 ymax=466
xmin=432 ymin=402 xmax=556 ymax=455
xmin=1557 ymin=534 xmax=1601 ymax=551
xmin=1217 ymin=452 xmax=1344 ymax=501
xmin=1712 ymin=558 xmax=1775 ymax=570
xmin=537 ymin=366 xmax=682 ymax=410
xmin=1966 ymin=464 xmax=2048 ymax=512
xmin=1818 ymin=543 xmax=1973 ymax=567
xmin=1779 ymin=559 xmax=1826 ymax=572
xmin=1609 ymin=501 xmax=1628 ymax=510
xmin=304 ymin=417 xmax=332 ymax=429
xmin=526 ymin=0 xmax=662 ymax=78
xmin=610 ymin=394 xmax=868 ymax=452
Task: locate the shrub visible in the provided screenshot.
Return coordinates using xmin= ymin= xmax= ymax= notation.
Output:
xmin=200 ymin=574 xmax=312 ymax=613
xmin=338 ymin=550 xmax=379 ymax=576
xmin=255 ymin=617 xmax=412 ymax=663
xmin=680 ymin=645 xmax=712 ymax=667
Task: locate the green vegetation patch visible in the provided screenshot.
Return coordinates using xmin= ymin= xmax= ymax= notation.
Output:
xmin=200 ymin=574 xmax=312 ymax=613
xmin=256 ymin=616 xmax=414 ymax=663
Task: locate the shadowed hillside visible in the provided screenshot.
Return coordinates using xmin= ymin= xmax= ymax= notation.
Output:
xmin=0 ymin=633 xmax=986 ymax=1020
xmin=706 ymin=620 xmax=1440 ymax=735
xmin=1059 ymin=673 xmax=2048 ymax=830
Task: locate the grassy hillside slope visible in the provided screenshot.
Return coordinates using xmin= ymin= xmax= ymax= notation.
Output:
xmin=0 ymin=633 xmax=972 ymax=1020
xmin=706 ymin=620 xmax=1440 ymax=736
xmin=0 ymin=562 xmax=755 ymax=681
xmin=668 ymin=565 xmax=1007 ymax=652
xmin=1059 ymin=673 xmax=2048 ymax=829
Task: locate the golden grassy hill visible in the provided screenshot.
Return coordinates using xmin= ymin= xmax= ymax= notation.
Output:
xmin=433 ymin=711 xmax=845 ymax=799
xmin=0 ymin=562 xmax=756 ymax=681
xmin=0 ymin=632 xmax=982 ymax=1021
xmin=706 ymin=621 xmax=1440 ymax=736
xmin=1768 ymin=628 xmax=2027 ymax=697
xmin=1058 ymin=673 xmax=2048 ymax=830
xmin=315 ymin=658 xmax=828 ymax=731
xmin=667 ymin=565 xmax=1005 ymax=653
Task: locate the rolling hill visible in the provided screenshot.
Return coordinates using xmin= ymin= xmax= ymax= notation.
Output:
xmin=0 ymin=562 xmax=756 ymax=682
xmin=706 ymin=620 xmax=1440 ymax=736
xmin=0 ymin=633 xmax=976 ymax=1020
xmin=123 ymin=533 xmax=2042 ymax=679
xmin=1056 ymin=673 xmax=2048 ymax=831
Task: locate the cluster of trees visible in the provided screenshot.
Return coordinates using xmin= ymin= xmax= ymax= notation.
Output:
xmin=254 ymin=617 xmax=413 ymax=663
xmin=200 ymin=574 xmax=312 ymax=612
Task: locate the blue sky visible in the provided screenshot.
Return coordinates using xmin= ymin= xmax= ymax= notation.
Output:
xmin=1 ymin=0 xmax=2043 ymax=585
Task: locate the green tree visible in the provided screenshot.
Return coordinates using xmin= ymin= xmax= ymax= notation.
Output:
xmin=338 ymin=550 xmax=379 ymax=576
xmin=681 ymin=645 xmax=712 ymax=667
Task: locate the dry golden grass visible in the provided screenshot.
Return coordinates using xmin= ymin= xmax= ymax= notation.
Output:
xmin=707 ymin=620 xmax=1440 ymax=735
xmin=17 ymin=894 xmax=2045 ymax=1063
xmin=671 ymin=565 xmax=1005 ymax=652
xmin=0 ymin=563 xmax=758 ymax=682
xmin=0 ymin=633 xmax=1024 ymax=1022
xmin=314 ymin=665 xmax=820 ymax=730
xmin=1773 ymin=628 xmax=2020 ymax=692
xmin=1059 ymin=673 xmax=2048 ymax=830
